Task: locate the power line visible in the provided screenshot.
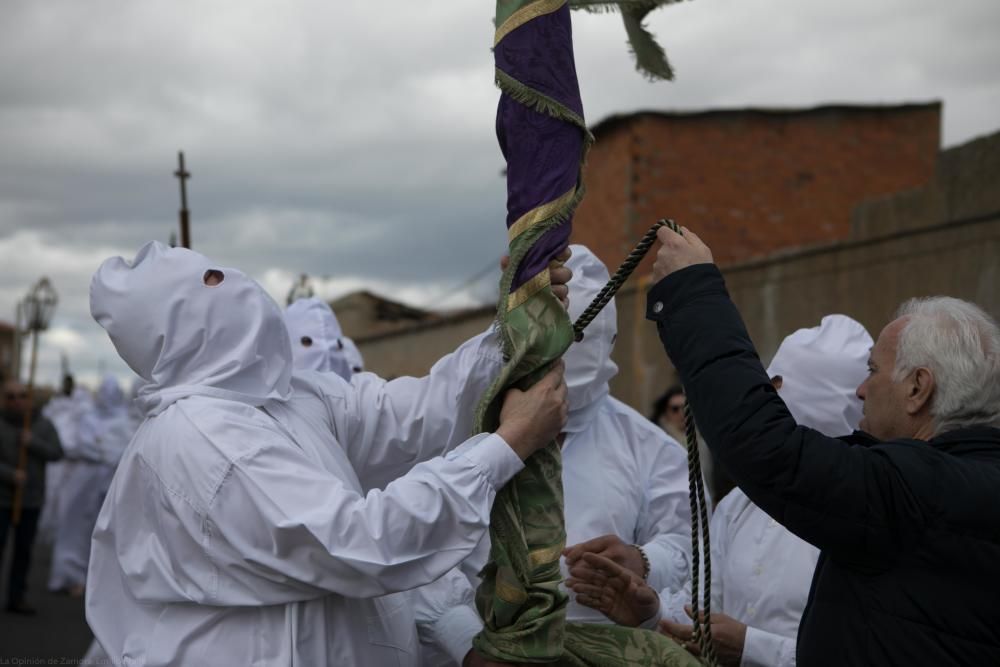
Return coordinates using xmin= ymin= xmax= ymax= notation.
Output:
xmin=425 ymin=256 xmax=502 ymax=310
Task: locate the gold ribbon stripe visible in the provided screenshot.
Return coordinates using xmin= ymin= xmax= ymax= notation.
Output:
xmin=494 ymin=0 xmax=566 ymax=47
xmin=507 ymin=269 xmax=550 ymax=311
xmin=507 ymin=187 xmax=577 ymax=243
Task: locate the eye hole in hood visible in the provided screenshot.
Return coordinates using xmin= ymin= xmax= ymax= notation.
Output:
xmin=203 ymin=269 xmax=225 ymax=286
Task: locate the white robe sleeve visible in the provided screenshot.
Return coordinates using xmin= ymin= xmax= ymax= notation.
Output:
xmin=741 ymin=626 xmax=797 ymax=667
xmin=203 ymin=431 xmax=523 ymax=604
xmin=322 ymin=330 xmax=504 ymax=491
xmin=636 ymin=431 xmax=693 ymax=595
xmin=412 ymin=568 xmax=484 ymax=666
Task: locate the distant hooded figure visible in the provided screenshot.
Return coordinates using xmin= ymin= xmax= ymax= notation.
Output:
xmin=84 ymin=241 xmax=567 ymax=666
xmin=413 ymin=245 xmax=692 ymax=666
xmin=82 ymin=375 xmax=134 ymax=467
xmin=38 ymin=377 xmax=80 ymax=543
xmin=49 ymin=374 xmax=132 ymax=597
xmin=284 ymin=297 xmax=353 ymax=380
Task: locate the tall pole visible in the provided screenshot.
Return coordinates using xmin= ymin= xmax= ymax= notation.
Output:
xmin=9 ymin=301 xmax=23 ymax=382
xmin=11 ymin=329 xmax=39 ymax=526
xmin=174 ymin=151 xmax=192 ymax=249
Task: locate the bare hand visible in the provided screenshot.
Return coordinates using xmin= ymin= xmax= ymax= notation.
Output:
xmin=563 ymin=534 xmax=646 ymax=580
xmin=659 ymin=606 xmax=747 ymax=667
xmin=496 ymin=361 xmax=568 ymax=460
xmin=549 ymin=246 xmax=572 ymax=309
xmin=463 ymin=649 xmax=530 ymax=667
xmin=652 ymin=226 xmax=714 ymax=284
xmin=566 ymin=552 xmax=659 ymax=627
xmin=500 ymin=247 xmax=573 ymax=310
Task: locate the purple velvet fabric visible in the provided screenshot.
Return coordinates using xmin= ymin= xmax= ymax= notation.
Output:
xmin=496 ymin=4 xmax=584 ymax=292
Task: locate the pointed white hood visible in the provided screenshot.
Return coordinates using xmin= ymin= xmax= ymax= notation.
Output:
xmin=562 ymin=244 xmax=618 ymax=433
xmin=90 ymin=241 xmax=293 ymax=417
xmin=284 ymin=297 xmax=353 ymax=380
xmin=766 ymin=314 xmax=872 ymax=436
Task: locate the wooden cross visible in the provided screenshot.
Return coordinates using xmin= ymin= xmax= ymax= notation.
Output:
xmin=174 ymin=151 xmax=192 ymax=249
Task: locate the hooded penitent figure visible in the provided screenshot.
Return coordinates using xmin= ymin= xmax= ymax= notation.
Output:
xmin=80 ymin=375 xmax=134 ymax=467
xmin=49 ymin=375 xmax=133 ymax=595
xmin=39 ymin=385 xmax=91 ymax=546
xmin=414 ymin=245 xmax=691 ymax=665
xmin=85 ymin=242 xmax=527 ymax=666
xmin=284 ymin=297 xmax=353 ymax=380
xmin=38 ymin=380 xmax=79 ymax=543
xmin=660 ymin=314 xmax=872 ymax=667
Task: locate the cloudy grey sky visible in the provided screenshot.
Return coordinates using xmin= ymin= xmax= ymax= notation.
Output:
xmin=2 ymin=0 xmax=998 ymax=389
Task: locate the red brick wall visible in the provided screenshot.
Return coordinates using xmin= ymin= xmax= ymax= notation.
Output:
xmin=571 ymin=127 xmax=635 ymax=262
xmin=571 ymin=105 xmax=941 ymax=271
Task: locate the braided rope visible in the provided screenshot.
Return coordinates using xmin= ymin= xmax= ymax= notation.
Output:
xmin=685 ymin=403 xmax=718 ymax=666
xmin=572 ymin=219 xmax=718 ymax=666
xmin=571 ymin=218 xmax=673 ymax=341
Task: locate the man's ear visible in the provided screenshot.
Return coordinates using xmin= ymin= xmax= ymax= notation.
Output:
xmin=905 ymin=367 xmax=935 ymax=416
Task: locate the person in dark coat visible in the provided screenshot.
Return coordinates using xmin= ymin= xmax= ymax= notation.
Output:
xmin=0 ymin=380 xmax=64 ymax=614
xmin=638 ymin=225 xmax=1000 ymax=665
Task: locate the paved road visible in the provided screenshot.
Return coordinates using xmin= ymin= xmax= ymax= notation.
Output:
xmin=0 ymin=540 xmax=94 ymax=663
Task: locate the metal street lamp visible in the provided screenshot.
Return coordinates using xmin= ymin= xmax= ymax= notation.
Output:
xmin=11 ymin=277 xmax=58 ymax=525
xmin=21 ymin=277 xmax=58 ymax=334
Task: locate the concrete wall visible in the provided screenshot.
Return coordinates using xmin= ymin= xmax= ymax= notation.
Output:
xmin=358 ymin=308 xmax=494 ymax=379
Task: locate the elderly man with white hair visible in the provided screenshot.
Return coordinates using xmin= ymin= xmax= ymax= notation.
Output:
xmin=634 ymin=226 xmax=1000 ymax=664
xmin=84 ymin=241 xmax=570 ymax=666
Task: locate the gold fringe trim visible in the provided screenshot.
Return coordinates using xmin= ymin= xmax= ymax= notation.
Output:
xmin=506 ymin=269 xmax=551 ymax=311
xmin=495 ymin=0 xmax=567 ymax=47
xmin=528 ymin=543 xmax=564 ymax=568
xmin=507 ymin=187 xmax=577 ymax=243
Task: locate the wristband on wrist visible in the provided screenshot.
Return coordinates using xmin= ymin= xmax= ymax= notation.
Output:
xmin=632 ymin=544 xmax=651 ymax=580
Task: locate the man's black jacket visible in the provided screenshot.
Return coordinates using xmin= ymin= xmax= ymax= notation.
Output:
xmin=647 ymin=263 xmax=1000 ymax=665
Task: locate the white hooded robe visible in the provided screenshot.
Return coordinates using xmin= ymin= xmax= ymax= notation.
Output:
xmin=85 ymin=242 xmax=520 ymax=666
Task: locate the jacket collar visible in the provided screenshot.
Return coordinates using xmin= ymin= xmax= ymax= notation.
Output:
xmin=845 ymin=426 xmax=1000 ymax=457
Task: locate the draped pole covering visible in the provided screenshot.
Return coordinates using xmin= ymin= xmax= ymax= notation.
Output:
xmin=472 ymin=1 xmax=701 ymax=664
